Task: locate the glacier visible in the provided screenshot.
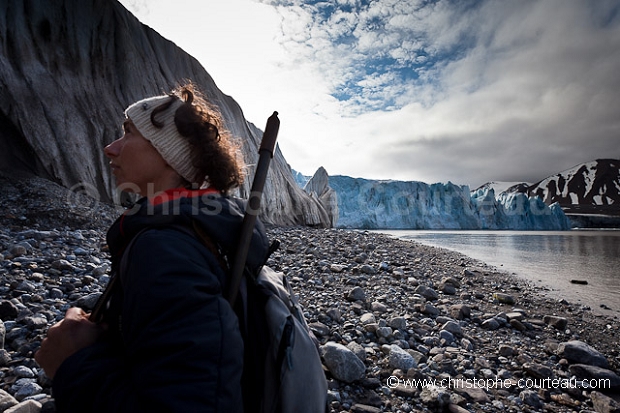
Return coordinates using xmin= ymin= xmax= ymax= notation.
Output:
xmin=322 ymin=175 xmax=571 ymax=230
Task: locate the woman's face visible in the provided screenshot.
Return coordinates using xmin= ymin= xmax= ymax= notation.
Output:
xmin=104 ymin=119 xmax=180 ymax=196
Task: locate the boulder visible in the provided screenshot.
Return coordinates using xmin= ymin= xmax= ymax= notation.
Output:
xmin=320 ymin=342 xmax=366 ymax=383
xmin=590 ymin=391 xmax=620 ymax=413
xmin=388 ymin=345 xmax=416 ymax=371
xmin=543 ymin=315 xmax=568 ymax=330
xmin=568 ymin=364 xmax=620 ymax=389
xmin=557 ymin=340 xmax=610 ymax=369
xmin=520 ymin=390 xmax=543 ymax=409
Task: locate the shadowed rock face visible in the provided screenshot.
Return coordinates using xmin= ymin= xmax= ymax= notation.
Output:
xmin=304 ymin=166 xmax=338 ymax=227
xmin=0 ymin=0 xmax=332 ymax=227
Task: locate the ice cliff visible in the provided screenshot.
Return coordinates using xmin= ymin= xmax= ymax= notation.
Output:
xmin=324 ymin=175 xmax=571 ymax=230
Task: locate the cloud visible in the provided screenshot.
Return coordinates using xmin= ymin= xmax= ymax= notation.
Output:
xmin=120 ymin=0 xmax=620 ymax=186
xmin=254 ymin=0 xmax=620 ymax=185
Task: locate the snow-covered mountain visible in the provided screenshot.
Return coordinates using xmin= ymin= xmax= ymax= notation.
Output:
xmin=525 ymin=159 xmax=620 ymax=215
xmin=478 ymin=159 xmax=620 ymax=228
xmin=475 ymin=181 xmax=530 ymax=196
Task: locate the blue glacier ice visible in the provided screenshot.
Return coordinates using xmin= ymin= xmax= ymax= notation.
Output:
xmin=325 ymin=175 xmax=571 ymax=230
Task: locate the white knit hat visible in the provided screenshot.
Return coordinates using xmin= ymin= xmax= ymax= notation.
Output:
xmin=125 ymin=94 xmax=199 ymax=183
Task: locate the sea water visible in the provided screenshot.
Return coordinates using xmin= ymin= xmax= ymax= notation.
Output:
xmin=376 ymin=229 xmax=620 ymax=316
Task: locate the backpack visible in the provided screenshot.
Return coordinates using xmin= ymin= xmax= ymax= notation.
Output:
xmin=92 ymin=223 xmax=328 ymax=413
xmin=163 ymin=223 xmax=329 ymax=413
xmin=237 ymin=262 xmax=328 ymax=413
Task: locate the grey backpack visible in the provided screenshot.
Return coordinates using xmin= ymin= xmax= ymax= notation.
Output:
xmin=239 ymin=264 xmax=328 ymax=413
xmin=185 ymin=225 xmax=328 ymax=413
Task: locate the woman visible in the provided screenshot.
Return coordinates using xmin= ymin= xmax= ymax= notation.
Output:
xmin=35 ymin=83 xmax=269 ymax=412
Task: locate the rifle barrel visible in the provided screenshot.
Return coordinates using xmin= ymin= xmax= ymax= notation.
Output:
xmin=226 ymin=112 xmax=280 ymax=305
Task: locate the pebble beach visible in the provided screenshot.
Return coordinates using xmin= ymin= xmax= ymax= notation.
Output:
xmin=0 ymin=172 xmax=619 ymax=413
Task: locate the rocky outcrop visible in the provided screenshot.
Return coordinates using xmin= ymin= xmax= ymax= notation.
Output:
xmin=0 ymin=0 xmax=332 ymax=227
xmin=303 ymin=167 xmax=338 ymax=227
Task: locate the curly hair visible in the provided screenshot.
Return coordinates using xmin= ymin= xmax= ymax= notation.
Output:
xmin=150 ymin=83 xmax=245 ymax=192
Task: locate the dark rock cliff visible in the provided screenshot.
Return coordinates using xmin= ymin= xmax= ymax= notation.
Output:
xmin=0 ymin=0 xmax=332 ymax=227
xmin=526 ymin=159 xmax=620 ymax=216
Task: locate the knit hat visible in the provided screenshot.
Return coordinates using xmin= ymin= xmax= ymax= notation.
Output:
xmin=125 ymin=94 xmax=199 ymax=183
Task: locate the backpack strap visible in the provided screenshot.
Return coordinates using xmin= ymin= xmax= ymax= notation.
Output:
xmin=91 ymin=224 xmax=229 ymax=323
xmin=89 ymin=228 xmax=149 ymax=323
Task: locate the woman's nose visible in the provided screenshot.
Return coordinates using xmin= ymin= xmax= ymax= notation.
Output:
xmin=104 ymin=138 xmax=122 ymax=158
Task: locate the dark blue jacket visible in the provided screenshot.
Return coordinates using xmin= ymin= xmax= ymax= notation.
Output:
xmin=52 ymin=188 xmax=270 ymax=412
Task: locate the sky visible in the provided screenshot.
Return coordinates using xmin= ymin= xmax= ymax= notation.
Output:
xmin=118 ymin=0 xmax=620 ymax=189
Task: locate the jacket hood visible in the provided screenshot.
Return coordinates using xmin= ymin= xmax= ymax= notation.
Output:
xmin=107 ymin=188 xmax=270 ymax=271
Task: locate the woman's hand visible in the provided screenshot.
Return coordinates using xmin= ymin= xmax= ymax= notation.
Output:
xmin=35 ymin=307 xmax=106 ymax=379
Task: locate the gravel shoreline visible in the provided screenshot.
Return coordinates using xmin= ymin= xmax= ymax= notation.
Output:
xmin=0 ymin=172 xmax=619 ymax=412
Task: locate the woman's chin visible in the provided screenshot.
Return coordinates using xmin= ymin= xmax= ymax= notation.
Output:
xmin=114 ymin=180 xmax=141 ymax=194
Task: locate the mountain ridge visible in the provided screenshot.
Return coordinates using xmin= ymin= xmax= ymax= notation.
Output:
xmin=476 ymin=159 xmax=620 ymax=217
xmin=527 ymin=158 xmax=620 ymax=215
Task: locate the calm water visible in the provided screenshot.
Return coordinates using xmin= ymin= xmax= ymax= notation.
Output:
xmin=376 ymin=230 xmax=620 ymax=315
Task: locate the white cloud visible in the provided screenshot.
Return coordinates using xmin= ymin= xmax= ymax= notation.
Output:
xmin=119 ymin=0 xmax=620 ymax=186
